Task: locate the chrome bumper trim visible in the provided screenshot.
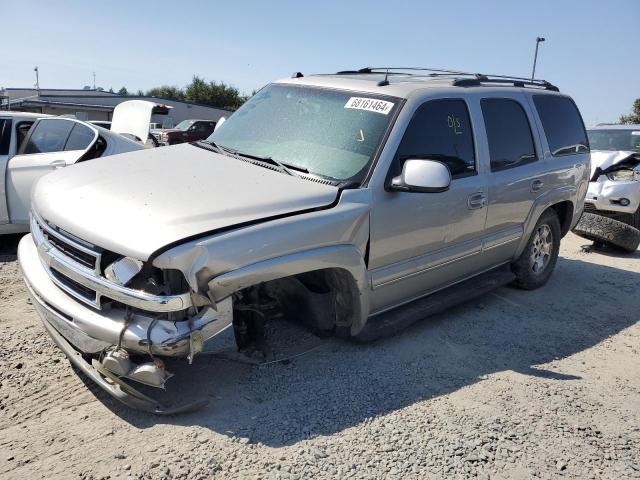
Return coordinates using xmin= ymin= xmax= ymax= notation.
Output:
xmin=19 ymin=234 xmax=233 ymax=357
xmin=31 ymin=214 xmax=192 ymax=313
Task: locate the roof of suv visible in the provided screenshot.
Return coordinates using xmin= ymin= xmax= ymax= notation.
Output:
xmin=275 ymin=67 xmax=561 ymax=99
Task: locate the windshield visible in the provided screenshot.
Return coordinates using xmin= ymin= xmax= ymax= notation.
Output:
xmin=208 ymin=84 xmax=400 ymax=181
xmin=174 ymin=120 xmax=195 ymax=131
xmin=587 ymin=129 xmax=640 ymax=152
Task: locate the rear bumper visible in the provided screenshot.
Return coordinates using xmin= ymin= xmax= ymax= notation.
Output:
xmin=586 ymin=178 xmax=640 ymax=214
xmin=18 ymin=234 xmax=232 ymax=357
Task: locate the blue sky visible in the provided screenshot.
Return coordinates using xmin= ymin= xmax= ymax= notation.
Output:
xmin=2 ymin=0 xmax=638 ymax=125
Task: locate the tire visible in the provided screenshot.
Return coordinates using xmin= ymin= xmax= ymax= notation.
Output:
xmin=615 ymin=206 xmax=640 ymax=230
xmin=511 ymin=209 xmax=561 ymax=290
xmin=572 ymin=212 xmax=640 ymax=253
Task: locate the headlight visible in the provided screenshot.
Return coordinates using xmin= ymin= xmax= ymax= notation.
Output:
xmin=161 ymin=132 xmax=169 ymax=141
xmin=606 ymin=168 xmax=640 ymax=182
xmin=105 ymin=257 xmax=144 ymax=286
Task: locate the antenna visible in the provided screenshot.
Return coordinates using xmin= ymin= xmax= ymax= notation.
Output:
xmin=377 ymin=69 xmax=390 ymax=87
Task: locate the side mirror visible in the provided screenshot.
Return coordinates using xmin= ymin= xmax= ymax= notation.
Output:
xmin=390 ymin=159 xmax=451 ymax=193
xmin=214 ymin=117 xmax=226 ymax=131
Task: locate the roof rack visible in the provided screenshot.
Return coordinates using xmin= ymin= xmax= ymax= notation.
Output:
xmin=334 ymin=67 xmax=559 ymax=92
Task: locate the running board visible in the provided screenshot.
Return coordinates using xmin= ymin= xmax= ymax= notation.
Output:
xmin=354 ymin=267 xmax=516 ymax=343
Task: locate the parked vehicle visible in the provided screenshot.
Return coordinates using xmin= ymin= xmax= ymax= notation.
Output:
xmin=0 ymin=114 xmax=143 ymax=235
xmin=18 ymin=68 xmax=590 ymax=412
xmin=152 ymin=119 xmax=216 ymax=145
xmin=572 ymin=124 xmax=640 ymax=252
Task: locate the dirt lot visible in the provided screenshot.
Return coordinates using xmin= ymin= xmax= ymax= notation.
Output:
xmin=0 ymin=233 xmax=639 ymax=480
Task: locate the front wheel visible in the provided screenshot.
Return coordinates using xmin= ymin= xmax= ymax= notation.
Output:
xmin=511 ymin=209 xmax=561 ymax=290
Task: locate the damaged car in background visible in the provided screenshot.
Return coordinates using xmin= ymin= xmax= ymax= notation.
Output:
xmin=18 ymin=68 xmax=590 ymax=413
xmin=572 ymin=124 xmax=640 ymax=252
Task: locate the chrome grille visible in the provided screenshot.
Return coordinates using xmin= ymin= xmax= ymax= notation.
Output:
xmin=33 ymin=214 xmax=101 ymax=274
xmin=31 ymin=210 xmax=193 ymax=313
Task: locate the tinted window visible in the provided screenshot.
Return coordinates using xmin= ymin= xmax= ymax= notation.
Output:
xmin=396 ymin=99 xmax=475 ymax=177
xmin=481 ymin=99 xmax=537 ymax=171
xmin=23 ymin=119 xmax=74 ymax=154
xmin=0 ymin=119 xmax=12 ymax=156
xmin=533 ymin=95 xmax=588 ymax=156
xmin=64 ymin=123 xmax=95 ymax=151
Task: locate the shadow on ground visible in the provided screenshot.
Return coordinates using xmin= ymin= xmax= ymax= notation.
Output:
xmin=70 ymin=254 xmax=636 ymax=447
xmin=0 ymin=234 xmax=23 ymax=262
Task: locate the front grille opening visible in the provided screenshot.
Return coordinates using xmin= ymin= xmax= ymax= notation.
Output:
xmin=43 ymin=232 xmax=97 ymax=270
xmin=50 ymin=268 xmax=97 ymax=302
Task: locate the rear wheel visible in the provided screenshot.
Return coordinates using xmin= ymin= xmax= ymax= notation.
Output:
xmin=572 ymin=212 xmax=640 ymax=253
xmin=511 ymin=209 xmax=561 ymax=290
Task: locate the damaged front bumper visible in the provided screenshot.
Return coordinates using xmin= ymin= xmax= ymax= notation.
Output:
xmin=18 ymin=234 xmax=232 ymax=412
xmin=585 ymin=177 xmax=640 ymax=214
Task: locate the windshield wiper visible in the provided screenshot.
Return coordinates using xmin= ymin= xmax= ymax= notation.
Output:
xmin=228 ymin=149 xmax=308 ymax=177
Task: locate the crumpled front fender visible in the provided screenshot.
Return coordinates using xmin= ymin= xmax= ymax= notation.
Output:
xmin=207 ymin=244 xmax=370 ymax=335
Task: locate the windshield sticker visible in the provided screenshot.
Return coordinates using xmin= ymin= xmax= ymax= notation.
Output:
xmin=632 ymin=131 xmax=640 ymax=136
xmin=345 ymin=97 xmax=394 ymax=115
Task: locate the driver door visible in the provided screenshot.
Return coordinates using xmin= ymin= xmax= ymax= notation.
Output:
xmin=369 ymin=98 xmax=489 ymax=313
xmin=6 ymin=118 xmax=97 ymax=224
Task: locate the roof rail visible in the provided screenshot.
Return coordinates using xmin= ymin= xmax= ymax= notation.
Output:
xmin=334 ymin=67 xmax=560 ymax=91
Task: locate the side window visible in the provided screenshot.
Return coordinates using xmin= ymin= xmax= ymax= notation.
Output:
xmin=0 ymin=119 xmax=12 ymax=156
xmin=22 ymin=119 xmax=74 ymax=154
xmin=16 ymin=121 xmax=34 ymax=150
xmin=533 ymin=95 xmax=589 ymax=156
xmin=64 ymin=123 xmax=96 ymax=151
xmin=396 ymin=99 xmax=476 ymax=178
xmin=481 ymin=98 xmax=537 ymax=172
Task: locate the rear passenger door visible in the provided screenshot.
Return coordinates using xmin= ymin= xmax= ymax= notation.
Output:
xmin=480 ymin=95 xmax=545 ymax=263
xmin=6 ymin=118 xmax=97 ymax=224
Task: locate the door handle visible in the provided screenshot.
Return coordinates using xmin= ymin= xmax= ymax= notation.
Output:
xmin=531 ymin=179 xmax=544 ymax=192
xmin=467 ymin=192 xmax=486 ymax=210
xmin=49 ymin=160 xmax=66 ymax=169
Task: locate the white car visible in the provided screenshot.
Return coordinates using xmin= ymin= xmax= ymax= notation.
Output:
xmin=0 ymin=110 xmax=145 ymax=235
xmin=572 ymin=124 xmax=640 ymax=252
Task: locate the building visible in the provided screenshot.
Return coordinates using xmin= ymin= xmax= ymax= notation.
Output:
xmin=0 ymin=88 xmax=232 ymax=127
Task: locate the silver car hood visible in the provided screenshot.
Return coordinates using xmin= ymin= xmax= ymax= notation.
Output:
xmin=32 ymin=144 xmax=339 ymax=261
xmin=590 ymin=150 xmax=639 ymax=177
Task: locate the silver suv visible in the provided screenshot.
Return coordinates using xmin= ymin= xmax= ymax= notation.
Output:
xmin=18 ymin=68 xmax=590 ymax=412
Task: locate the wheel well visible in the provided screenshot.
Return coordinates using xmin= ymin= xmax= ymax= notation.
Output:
xmin=550 ymin=201 xmax=574 ymax=237
xmin=232 ymin=268 xmax=360 ymax=349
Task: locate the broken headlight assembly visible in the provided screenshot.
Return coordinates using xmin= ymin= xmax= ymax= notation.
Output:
xmin=606 ymin=166 xmax=640 ymax=182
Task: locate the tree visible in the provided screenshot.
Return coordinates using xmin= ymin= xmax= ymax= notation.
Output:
xmin=143 ymin=76 xmax=250 ymax=110
xmin=146 ymin=85 xmax=185 ymax=101
xmin=118 ymin=87 xmax=129 ymax=96
xmin=108 ymin=87 xmax=114 ymax=93
xmin=620 ymin=98 xmax=640 ymax=124
xmin=184 ymin=76 xmax=247 ymax=110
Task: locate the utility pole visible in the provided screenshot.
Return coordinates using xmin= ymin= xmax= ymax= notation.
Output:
xmin=92 ymin=71 xmax=96 ymax=90
xmin=34 ymin=66 xmax=40 ymax=93
xmin=531 ymin=37 xmax=545 ymax=81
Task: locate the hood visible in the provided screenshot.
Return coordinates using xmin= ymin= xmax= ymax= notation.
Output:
xmin=110 ymin=100 xmax=169 ymax=143
xmin=33 ymin=144 xmax=339 ymax=261
xmin=590 ymin=150 xmax=640 ymax=178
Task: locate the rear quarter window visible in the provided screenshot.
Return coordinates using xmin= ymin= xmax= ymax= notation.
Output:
xmin=533 ymin=95 xmax=589 ymax=156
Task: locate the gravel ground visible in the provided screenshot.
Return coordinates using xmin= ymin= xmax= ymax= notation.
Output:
xmin=0 ymin=232 xmax=639 ymax=480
